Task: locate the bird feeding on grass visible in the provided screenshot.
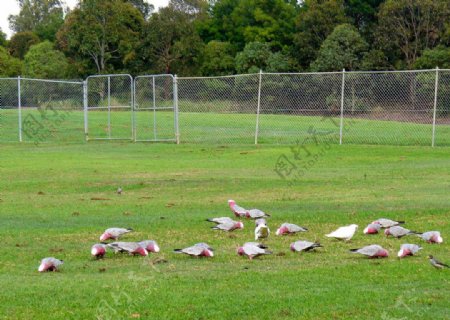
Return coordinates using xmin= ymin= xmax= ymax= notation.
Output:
xmin=384 ymin=226 xmax=418 ymax=238
xmin=371 ymin=218 xmax=405 ymax=228
xmin=99 ymin=227 xmax=133 ymax=241
xmin=91 ymin=244 xmax=107 ymax=259
xmin=228 ymin=200 xmax=248 ymax=217
xmin=276 ymin=223 xmax=308 ymax=236
xmin=428 ymin=255 xmax=449 ymax=269
xmin=290 ymin=241 xmax=322 ymax=253
xmin=173 ymin=243 xmax=214 ymax=257
xmin=212 ymin=220 xmax=244 ymax=232
xmin=237 ymin=242 xmax=272 ymax=260
xmin=417 ymin=231 xmax=443 ymax=244
xmin=254 ymin=218 xmax=270 ymax=240
xmin=117 ymin=187 xmax=123 ymax=195
xmin=137 ymin=240 xmax=160 ymax=253
xmin=106 ymin=242 xmax=148 ymax=256
xmin=206 ymin=217 xmax=235 ymax=224
xmin=325 ymin=224 xmax=358 ymax=241
xmin=363 ymin=223 xmax=381 ymax=234
xmin=349 ymin=245 xmax=389 ymax=258
xmin=397 ymin=244 xmax=422 ymax=258
xmin=246 ymin=208 xmax=270 ymax=219
xmin=38 ymin=257 xmax=64 ymax=272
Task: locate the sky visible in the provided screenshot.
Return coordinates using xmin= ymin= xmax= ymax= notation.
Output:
xmin=0 ymin=0 xmax=170 ymax=39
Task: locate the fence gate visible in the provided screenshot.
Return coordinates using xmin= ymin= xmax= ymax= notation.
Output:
xmin=86 ymin=74 xmax=133 ymax=140
xmin=134 ymin=75 xmax=178 ymax=142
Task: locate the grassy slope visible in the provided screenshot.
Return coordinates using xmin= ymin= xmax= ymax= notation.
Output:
xmin=0 ymin=143 xmax=449 ymax=319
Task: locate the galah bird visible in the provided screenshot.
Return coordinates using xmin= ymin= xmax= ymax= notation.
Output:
xmin=194 ymin=242 xmax=214 ymax=250
xmin=38 ymin=257 xmax=64 ymax=272
xmin=117 ymin=187 xmax=122 ymax=195
xmin=363 ymin=223 xmax=382 ymax=234
xmin=418 ymin=231 xmax=443 ymax=244
xmin=290 ymin=241 xmax=322 ymax=253
xmin=212 ymin=220 xmax=244 ymax=232
xmin=276 ymin=223 xmax=308 ymax=235
xmin=254 ymin=219 xmax=270 ymax=240
xmin=371 ymin=218 xmax=405 ymax=228
xmin=246 ymin=208 xmax=270 ymax=219
xmin=91 ymin=243 xmax=107 ymax=259
xmin=397 ymin=244 xmax=422 ymax=258
xmin=428 ymin=255 xmax=449 ymax=269
xmin=173 ymin=243 xmax=214 ymax=257
xmin=237 ymin=242 xmax=272 ymax=260
xmin=228 ymin=200 xmax=248 ymax=217
xmin=107 ymin=242 xmax=148 ymax=256
xmin=349 ymin=245 xmax=389 ymax=258
xmin=384 ymin=226 xmax=418 ymax=238
xmin=137 ymin=240 xmax=160 ymax=253
xmin=99 ymin=228 xmax=133 ymax=241
xmin=325 ymin=224 xmax=358 ymax=241
xmin=206 ymin=217 xmax=234 ymax=224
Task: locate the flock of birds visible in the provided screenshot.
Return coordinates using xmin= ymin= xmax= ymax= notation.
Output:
xmin=38 ymin=198 xmax=448 ymax=272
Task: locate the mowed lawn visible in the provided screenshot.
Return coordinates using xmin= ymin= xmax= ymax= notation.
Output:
xmin=0 ymin=142 xmax=449 ymax=319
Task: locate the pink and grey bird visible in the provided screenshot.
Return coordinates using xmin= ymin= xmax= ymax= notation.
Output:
xmin=384 ymin=226 xmax=418 ymax=238
xmin=428 ymin=255 xmax=449 ymax=269
xmin=290 ymin=241 xmax=322 ymax=253
xmin=371 ymin=218 xmax=405 ymax=228
xmin=254 ymin=219 xmax=270 ymax=240
xmin=325 ymin=224 xmax=358 ymax=241
xmin=349 ymin=245 xmax=389 ymax=258
xmin=212 ymin=220 xmax=244 ymax=232
xmin=91 ymin=243 xmax=107 ymax=258
xmin=276 ymin=223 xmax=308 ymax=235
xmin=173 ymin=243 xmax=214 ymax=257
xmin=206 ymin=217 xmax=234 ymax=224
xmin=38 ymin=257 xmax=64 ymax=272
xmin=137 ymin=240 xmax=160 ymax=253
xmin=397 ymin=244 xmax=422 ymax=258
xmin=246 ymin=208 xmax=270 ymax=219
xmin=99 ymin=228 xmax=133 ymax=241
xmin=418 ymin=231 xmax=443 ymax=244
xmin=228 ymin=200 xmax=248 ymax=217
xmin=237 ymin=242 xmax=272 ymax=260
xmin=107 ymin=242 xmax=148 ymax=256
xmin=363 ymin=223 xmax=381 ymax=234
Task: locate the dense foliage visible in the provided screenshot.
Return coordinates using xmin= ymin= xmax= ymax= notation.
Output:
xmin=0 ymin=0 xmax=449 ymax=78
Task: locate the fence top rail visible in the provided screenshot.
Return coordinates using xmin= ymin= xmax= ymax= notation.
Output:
xmin=178 ymin=73 xmax=260 ymax=80
xmin=135 ymin=74 xmax=174 ymax=80
xmin=86 ymin=74 xmax=133 ymax=80
xmin=0 ymin=77 xmax=83 ymax=84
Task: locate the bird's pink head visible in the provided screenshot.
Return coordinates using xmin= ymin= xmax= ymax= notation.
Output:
xmin=148 ymin=242 xmax=160 ymax=253
xmin=364 ymin=226 xmax=377 ymax=234
xmin=276 ymin=226 xmax=287 ymax=236
xmin=136 ymin=247 xmax=148 ymax=256
xmin=99 ymin=232 xmax=111 ymax=241
xmin=431 ymin=234 xmax=443 ymax=243
xmin=397 ymin=249 xmax=410 ymax=258
xmin=237 ymin=247 xmax=244 ymax=256
xmin=38 ymin=263 xmax=48 ymax=272
xmin=236 ymin=221 xmax=244 ymax=229
xmin=384 ymin=229 xmax=390 ymax=236
xmin=379 ymin=249 xmax=389 ymax=257
xmin=91 ymin=245 xmax=105 ymax=257
xmin=202 ymin=249 xmax=214 ymax=257
xmin=228 ymin=200 xmax=235 ymax=207
xmin=290 ymin=243 xmax=296 ymax=252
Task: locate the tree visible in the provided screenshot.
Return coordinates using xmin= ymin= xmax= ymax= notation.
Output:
xmin=200 ymin=40 xmax=235 ymax=76
xmin=0 ymin=47 xmax=23 ymax=77
xmin=8 ymin=0 xmax=65 ymax=42
xmin=57 ymin=0 xmax=144 ymax=74
xmin=235 ymin=41 xmax=290 ymax=73
xmin=293 ymin=0 xmax=349 ymax=70
xmin=136 ymin=0 xmax=206 ymax=75
xmin=414 ymin=46 xmax=450 ymax=69
xmin=343 ymin=0 xmax=384 ymax=41
xmin=377 ymin=0 xmax=450 ymax=69
xmin=23 ymin=41 xmax=69 ymax=78
xmin=310 ymin=24 xmax=368 ymax=71
xmin=126 ymin=0 xmax=155 ymax=20
xmin=8 ymin=31 xmax=40 ymax=59
xmin=0 ymin=28 xmax=7 ymax=47
xmin=200 ymin=0 xmax=297 ymax=51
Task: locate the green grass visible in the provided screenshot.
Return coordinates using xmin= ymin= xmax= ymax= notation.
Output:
xmin=1 ymin=109 xmax=450 ymax=146
xmin=0 ymin=142 xmax=449 ymax=319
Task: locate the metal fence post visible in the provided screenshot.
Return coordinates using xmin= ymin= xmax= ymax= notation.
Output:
xmin=339 ymin=69 xmax=346 ymax=145
xmin=173 ymin=75 xmax=180 ymax=144
xmin=431 ymin=67 xmax=439 ymax=147
xmin=132 ymin=76 xmax=136 ymax=142
xmin=83 ymin=80 xmax=88 ymax=141
xmin=17 ymin=76 xmax=22 ymax=142
xmin=254 ymin=69 xmax=263 ymax=145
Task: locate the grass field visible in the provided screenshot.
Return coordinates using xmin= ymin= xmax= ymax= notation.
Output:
xmin=0 ymin=142 xmax=449 ymax=319
xmin=1 ymin=109 xmax=450 ymax=146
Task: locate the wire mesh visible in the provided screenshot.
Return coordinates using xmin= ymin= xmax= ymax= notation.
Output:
xmin=86 ymin=75 xmax=133 ymax=140
xmin=177 ymin=74 xmax=259 ymax=144
xmin=134 ymin=75 xmax=176 ymax=142
xmin=0 ymin=78 xmax=19 ymax=142
xmin=436 ymin=70 xmax=450 ymax=147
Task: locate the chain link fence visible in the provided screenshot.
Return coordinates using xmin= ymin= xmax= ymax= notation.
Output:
xmin=0 ymin=69 xmax=449 ymax=146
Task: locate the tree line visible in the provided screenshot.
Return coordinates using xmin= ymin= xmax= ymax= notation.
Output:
xmin=0 ymin=0 xmax=449 ymax=79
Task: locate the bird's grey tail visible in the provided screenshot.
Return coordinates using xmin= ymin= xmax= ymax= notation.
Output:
xmin=173 ymin=249 xmax=183 ymax=253
xmin=398 ymin=221 xmax=405 ymax=224
xmin=349 ymin=249 xmax=359 ymax=253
